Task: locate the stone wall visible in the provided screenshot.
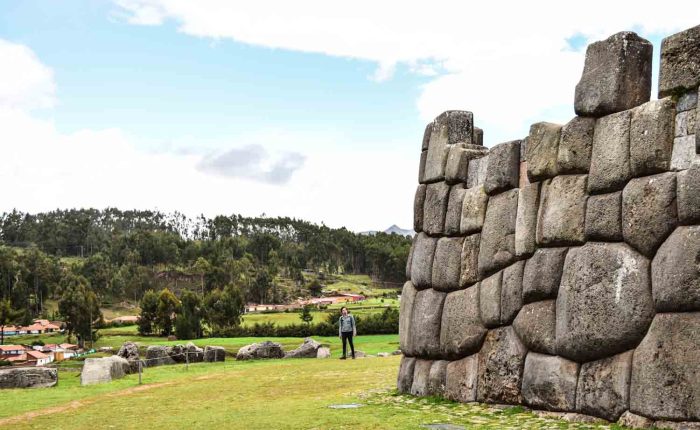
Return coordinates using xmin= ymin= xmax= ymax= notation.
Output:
xmin=399 ymin=25 xmax=700 ymax=426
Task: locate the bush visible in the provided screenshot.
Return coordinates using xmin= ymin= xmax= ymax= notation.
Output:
xmin=0 ymin=360 xmax=11 ymax=367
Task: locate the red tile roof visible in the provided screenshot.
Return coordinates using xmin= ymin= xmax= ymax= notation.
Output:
xmin=0 ymin=345 xmax=25 ymax=352
xmin=26 ymin=350 xmax=49 ymax=360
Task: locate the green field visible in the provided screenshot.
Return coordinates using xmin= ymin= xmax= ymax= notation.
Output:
xmin=0 ymin=355 xmax=624 ymax=429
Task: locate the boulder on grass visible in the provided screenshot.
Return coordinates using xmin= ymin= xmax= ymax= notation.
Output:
xmin=145 ymin=345 xmax=175 ymax=367
xmin=185 ymin=343 xmax=204 ymax=363
xmin=204 ymin=346 xmax=227 ymax=362
xmin=285 ymin=338 xmax=321 ymax=358
xmin=316 ymin=347 xmax=331 ymax=359
xmin=81 ymin=356 xmax=130 ymax=386
xmin=0 ymin=367 xmax=57 ymax=389
xmin=235 ymin=341 xmax=283 ymax=360
xmin=117 ymin=341 xmax=141 ymax=373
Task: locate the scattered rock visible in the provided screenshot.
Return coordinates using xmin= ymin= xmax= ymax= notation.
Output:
xmin=376 ymin=352 xmax=390 ymax=358
xmin=0 ymin=367 xmax=57 ymax=389
xmin=81 ymin=356 xmax=130 ymax=385
xmin=316 ymin=347 xmax=331 ymax=359
xmin=236 ymin=342 xmax=282 ymax=360
xmin=204 ymin=345 xmax=227 ymax=362
xmin=145 ymin=345 xmax=175 ymax=367
xmin=285 ymin=338 xmax=321 ymax=358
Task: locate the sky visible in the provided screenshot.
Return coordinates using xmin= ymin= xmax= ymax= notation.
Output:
xmin=0 ymin=1 xmax=698 ymax=232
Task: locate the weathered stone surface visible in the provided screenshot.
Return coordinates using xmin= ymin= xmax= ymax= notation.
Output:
xmin=575 ymin=32 xmax=652 ymax=116
xmin=523 ymin=248 xmax=568 ymax=303
xmin=399 ymin=281 xmax=418 ymax=356
xmin=424 ymin=135 xmax=451 ymax=184
xmin=679 ymin=91 xmax=699 ymax=112
xmin=423 ymin=182 xmax=450 ymax=235
xmin=556 ymin=242 xmax=653 ymax=362
xmin=678 ymin=164 xmax=700 ymax=224
xmin=589 ymin=110 xmax=632 ymax=193
xmin=411 ymin=289 xmax=447 ymax=358
xmin=659 ymin=24 xmax=700 ymax=97
xmin=676 ymin=109 xmax=696 ymax=137
xmin=117 ymin=341 xmax=140 ymax=373
xmin=316 ymin=347 xmax=331 ymax=358
xmin=654 ymin=420 xmax=700 ymax=430
xmin=466 ymin=155 xmax=489 ymax=188
xmin=618 ymin=411 xmax=654 ymax=429
xmin=444 ymin=186 xmax=465 ymax=236
xmin=622 ymin=172 xmax=677 ymax=257
xmin=671 ymin=135 xmax=697 ymax=171
xmin=576 ymin=350 xmax=633 ymax=421
xmin=397 ymin=356 xmax=416 ymax=393
xmin=500 ymin=261 xmax=525 ymax=324
xmin=460 ymin=186 xmax=488 ymax=234
xmin=406 ymin=235 xmax=416 ymax=279
xmin=630 ymin=313 xmax=700 ymax=421
xmin=433 ymin=111 xmax=474 ymax=145
xmin=585 ymin=192 xmax=622 ymax=241
xmin=484 ymin=140 xmax=520 ymax=195
xmin=445 ymin=354 xmax=479 ymax=402
xmin=285 ymin=338 xmax=321 ymax=358
xmin=440 ymin=286 xmax=486 ymax=359
xmin=652 ymin=226 xmax=700 ymax=312
xmin=432 ymin=237 xmax=464 ymax=292
xmin=557 ymin=116 xmax=595 ymax=174
xmin=478 ymin=189 xmax=518 ymax=276
xmin=422 ymin=122 xmax=432 ymax=151
xmin=419 ymin=150 xmax=427 ymax=183
xmin=536 ymin=175 xmax=587 ymax=246
xmin=527 ymin=122 xmax=561 ymax=182
xmin=445 ymin=147 xmax=470 ymax=184
xmin=515 ymin=182 xmax=539 ymax=257
xmin=410 ymin=359 xmax=433 ymax=396
xmin=479 ymin=271 xmax=502 ymax=328
xmin=0 ymin=367 xmax=57 ymax=389
xmin=410 ymin=233 xmax=438 ymax=289
xmin=631 ymin=98 xmax=675 ymax=176
xmin=145 ymin=345 xmax=175 ymax=367
xmin=477 ymin=326 xmax=527 ymax=405
xmin=473 ymin=127 xmax=484 ymax=146
xmin=413 ymin=184 xmax=426 ymax=233
xmin=513 ymin=300 xmax=556 ymax=355
xmin=185 ymin=343 xmax=204 ymax=363
xmin=81 ymin=356 xmax=129 ymax=385
xmin=427 ymin=360 xmax=449 ymax=396
xmin=460 ymin=234 xmax=480 ymax=287
xmin=522 ymin=353 xmax=579 ymax=412
xmin=236 ymin=342 xmax=282 ymax=360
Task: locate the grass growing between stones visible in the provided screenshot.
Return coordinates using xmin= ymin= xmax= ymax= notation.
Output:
xmin=0 ymin=355 xmax=628 ymax=429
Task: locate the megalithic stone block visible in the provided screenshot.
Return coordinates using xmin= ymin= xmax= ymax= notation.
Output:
xmin=460 ymin=186 xmax=489 ymax=235
xmin=477 ymin=326 xmax=527 ymax=405
xmin=678 ymin=163 xmax=700 ymax=224
xmin=630 ymin=98 xmax=675 ymax=177
xmin=440 ymin=286 xmax=486 ymax=359
xmin=413 ymin=184 xmax=426 ymax=233
xmin=522 ymin=247 xmax=569 ymax=303
xmin=522 ymin=353 xmax=579 ymax=412
xmin=432 ymin=237 xmax=464 ymax=292
xmin=576 ymin=350 xmax=633 ymax=422
xmin=473 ymin=127 xmax=484 ymax=146
xmin=515 ymin=182 xmax=539 ymax=257
xmin=589 ymin=110 xmax=632 ymax=193
xmin=500 ymin=260 xmax=525 ymax=324
xmin=410 ymin=232 xmax=437 ymax=289
xmin=478 ymin=188 xmax=518 ymax=277
xmin=652 ymin=226 xmax=700 ymax=312
xmin=397 ymin=356 xmax=417 ymax=394
xmin=423 ymin=182 xmax=450 ymax=235
xmin=444 ymin=186 xmax=466 ymax=236
xmin=399 ymin=281 xmax=418 ymax=356
xmin=418 ymin=150 xmax=427 ymax=183
xmin=460 ymin=233 xmax=481 ymax=287
xmin=585 ymin=192 xmax=623 ymax=241
xmin=410 ymin=359 xmax=433 ymax=396
xmin=445 ymin=354 xmax=479 ymax=402
xmin=427 ymin=360 xmax=449 ymax=397
xmin=405 ymin=234 xmax=416 ymax=280
xmin=513 ymin=300 xmax=557 ymax=355
xmin=659 ymin=24 xmax=700 ymax=98
xmin=479 ymin=270 xmax=502 ymax=328
xmin=527 ymin=122 xmax=562 ymax=182
xmin=484 ymin=140 xmax=520 ymax=195
xmin=574 ymin=31 xmax=652 ymax=117
xmin=410 ymin=289 xmax=446 ymax=358
xmin=557 ymin=116 xmax=595 ymax=174
xmin=536 ymin=175 xmax=587 ymax=246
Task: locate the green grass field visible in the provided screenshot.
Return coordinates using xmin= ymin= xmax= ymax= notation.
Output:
xmin=0 ymin=355 xmax=625 ymax=429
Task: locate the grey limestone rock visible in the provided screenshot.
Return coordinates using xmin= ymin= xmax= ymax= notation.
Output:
xmin=477 ymin=326 xmax=527 ymax=405
xmin=397 ymin=356 xmax=416 ymax=393
xmin=413 ymin=184 xmax=426 ymax=233
xmin=527 ymin=122 xmax=561 ymax=182
xmin=0 ymin=367 xmax=58 ymax=389
xmin=500 ymin=261 xmax=525 ymax=324
xmin=460 ymin=186 xmax=488 ymax=235
xmin=410 ymin=359 xmax=433 ymax=396
xmin=574 ymin=31 xmax=652 ymax=116
xmin=419 ymin=150 xmax=427 ymax=183
xmin=622 ymin=172 xmax=677 ymax=257
xmin=466 ymin=154 xmax=490 ymax=188
xmin=185 ymin=343 xmax=204 ymax=363
xmin=536 ymin=175 xmax=587 ymax=246
xmin=675 ymin=109 xmax=696 ymax=137
xmin=473 ymin=127 xmax=484 ymax=146
xmin=478 ymin=189 xmax=518 ymax=277
xmin=522 ymin=248 xmax=568 ymax=303
xmin=630 ymin=98 xmax=675 ymax=176
xmin=410 ymin=233 xmax=438 ymax=289
xmin=284 ymin=338 xmax=321 ymax=359
xmin=630 ymin=313 xmax=700 ymax=421
xmin=479 ymin=270 xmax=502 ymax=328
xmin=618 ymin=411 xmax=654 ymax=429
xmin=522 ymin=353 xmax=579 ymax=412
xmin=432 ymin=237 xmax=464 ymax=292
xmin=556 ymin=242 xmax=653 ymax=362
xmin=406 ymin=234 xmax=416 ymax=279
xmin=422 ymin=122 xmax=432 ymax=151
xmin=410 ymin=288 xmax=446 ymax=358
xmin=444 ymin=186 xmax=466 ymax=236
xmin=423 ymin=182 xmax=450 ymax=235
xmin=678 ymin=163 xmax=700 ymax=224
xmin=427 ymin=360 xmax=449 ymax=396
xmin=440 ymin=286 xmax=486 ymax=359
xmin=588 ymin=110 xmax=632 ymax=193
xmin=678 ymin=90 xmax=699 ymax=112
xmin=585 ymin=192 xmax=622 ymax=241
xmin=81 ymin=356 xmax=129 ymax=385
xmin=399 ymin=281 xmax=418 ymax=356
xmin=659 ymin=24 xmax=700 ymax=97
xmin=445 ymin=146 xmax=470 ymax=184
xmin=484 ymin=140 xmax=520 ymax=195
xmin=652 ymin=226 xmax=700 ymax=312
xmin=235 ymin=342 xmax=281 ymax=360
xmin=576 ymin=350 xmax=633 ymax=421
xmin=557 ymin=116 xmax=595 ymax=174
xmin=671 ymin=135 xmax=697 ymax=171
xmin=445 ymin=354 xmax=479 ymax=402
xmin=145 ymin=345 xmax=175 ymax=367
xmin=513 ymin=300 xmax=557 ymax=355
xmin=515 ymin=182 xmax=539 ymax=257
xmin=460 ymin=233 xmax=480 ymax=287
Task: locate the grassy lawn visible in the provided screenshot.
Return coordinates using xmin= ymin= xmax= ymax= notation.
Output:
xmin=0 ymin=355 xmax=624 ymax=429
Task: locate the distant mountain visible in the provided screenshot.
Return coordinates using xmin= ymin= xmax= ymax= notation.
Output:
xmin=359 ymin=225 xmax=414 ymax=237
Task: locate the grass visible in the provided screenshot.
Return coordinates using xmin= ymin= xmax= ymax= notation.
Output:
xmin=0 ymin=355 xmax=626 ymax=429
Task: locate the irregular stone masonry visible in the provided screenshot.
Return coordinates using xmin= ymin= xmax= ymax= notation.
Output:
xmin=400 ymin=26 xmax=700 ymax=426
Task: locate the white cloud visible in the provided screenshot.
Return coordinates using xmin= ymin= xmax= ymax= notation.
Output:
xmin=113 ymin=0 xmax=700 ymax=143
xmin=0 ymin=39 xmax=55 ymax=110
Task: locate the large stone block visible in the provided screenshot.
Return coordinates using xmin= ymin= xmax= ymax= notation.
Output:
xmin=444 ymin=186 xmax=466 ymax=236
xmin=670 ymin=135 xmax=697 ymax=171
xmin=479 ymin=270 xmax=503 ymax=328
xmin=557 ymin=116 xmax=595 ymax=174
xmin=515 ymin=182 xmax=539 ymax=257
xmin=460 ymin=186 xmax=488 ymax=234
xmin=652 ymin=226 xmax=700 ymax=312
xmin=527 ymin=122 xmax=561 ymax=182
xmin=585 ymin=192 xmax=622 ymax=241
xmin=630 ymin=313 xmax=700 ymax=421
xmin=478 ymin=189 xmax=518 ymax=276
xmin=523 ymin=248 xmax=568 ymax=303
xmin=410 ymin=359 xmax=433 ymax=396
xmin=477 ymin=326 xmax=527 ymax=405
xmin=399 ymin=281 xmax=418 ymax=356
xmin=513 ymin=300 xmax=556 ymax=355
xmin=622 ymin=172 xmax=677 ymax=257
xmin=410 ymin=288 xmax=447 ymax=358
xmin=445 ymin=146 xmax=470 ymax=184
xmin=466 ymin=154 xmax=490 ymax=188
xmin=522 ymin=353 xmax=579 ymax=412
xmin=422 ymin=122 xmax=432 ymax=151
xmin=445 ymin=354 xmax=479 ymax=402
xmin=440 ymin=286 xmax=486 ymax=359
xmin=556 ymin=242 xmax=654 ymax=362
xmin=432 ymin=237 xmax=464 ymax=292
xmin=574 ymin=32 xmax=652 ymax=116
xmin=576 ymin=350 xmax=633 ymax=421
xmin=423 ymin=182 xmax=450 ymax=235
xmin=413 ymin=184 xmax=426 ymax=233
xmin=678 ymin=163 xmax=700 ymax=224
xmin=410 ymin=233 xmax=437 ymax=289
xmin=630 ymin=98 xmax=675 ymax=176
xmin=0 ymin=367 xmax=58 ymax=389
xmin=423 ymin=141 xmax=451 ymax=183
xmin=536 ymin=175 xmax=587 ymax=246
xmin=500 ymin=261 xmax=525 ymax=324
xmin=81 ymin=356 xmax=129 ymax=385
xmin=678 ymin=90 xmax=699 ymax=113
xmin=406 ymin=234 xmax=416 ymax=280
xmin=659 ymin=24 xmax=700 ymax=97
xmin=484 ymin=140 xmax=520 ymax=195
xmin=460 ymin=233 xmax=481 ymax=287
xmin=588 ymin=110 xmax=632 ymax=193
xmin=427 ymin=360 xmax=449 ymax=396
xmin=397 ymin=356 xmax=416 ymax=393
xmin=423 ymin=112 xmax=473 ymax=182
xmin=675 ymin=109 xmax=696 ymax=137
xmin=418 ymin=150 xmax=427 ymax=183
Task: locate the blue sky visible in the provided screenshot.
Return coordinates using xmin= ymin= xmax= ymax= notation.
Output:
xmin=0 ymin=1 xmax=698 ymax=231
